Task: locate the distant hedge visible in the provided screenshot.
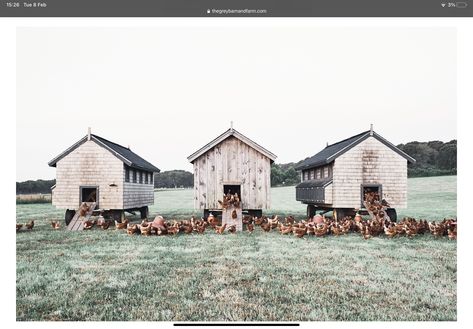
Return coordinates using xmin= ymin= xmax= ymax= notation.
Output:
xmin=16 ymin=179 xmax=55 ymax=195
xmin=397 ymin=140 xmax=457 ymax=178
xmin=154 ymin=170 xmax=193 ymax=188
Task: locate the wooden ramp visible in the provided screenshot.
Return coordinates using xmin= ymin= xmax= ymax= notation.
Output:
xmin=222 ymin=206 xmax=243 ymax=232
xmin=67 ymin=202 xmax=96 ymax=231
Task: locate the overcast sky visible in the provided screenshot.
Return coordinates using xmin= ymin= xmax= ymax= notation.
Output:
xmin=16 ymin=27 xmax=456 ymax=181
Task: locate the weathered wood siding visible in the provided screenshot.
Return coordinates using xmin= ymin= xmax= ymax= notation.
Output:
xmin=193 ymin=136 xmax=271 ymax=210
xmin=52 ymin=140 xmax=124 ymax=209
xmin=332 ymin=136 xmax=408 ymax=208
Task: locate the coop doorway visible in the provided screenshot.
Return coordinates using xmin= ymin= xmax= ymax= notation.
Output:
xmin=80 ymin=186 xmax=98 ymax=207
xmin=223 ymin=184 xmax=241 ymax=199
xmin=361 ymin=184 xmax=382 ymax=207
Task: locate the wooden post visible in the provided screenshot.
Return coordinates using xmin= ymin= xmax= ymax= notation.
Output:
xmin=222 ymin=205 xmax=242 ymax=231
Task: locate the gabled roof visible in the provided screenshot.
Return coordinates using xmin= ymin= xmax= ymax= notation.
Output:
xmin=294 ymin=130 xmax=416 ymax=171
xmin=48 ymin=134 xmax=160 ymax=172
xmin=187 ymin=128 xmax=277 ymax=163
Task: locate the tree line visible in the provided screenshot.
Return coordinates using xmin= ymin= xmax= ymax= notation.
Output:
xmin=16 ymin=139 xmax=457 ymax=193
xmin=397 ymin=140 xmax=456 ymax=177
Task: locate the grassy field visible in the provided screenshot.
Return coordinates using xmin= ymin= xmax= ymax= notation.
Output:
xmin=16 ymin=176 xmax=457 ymax=321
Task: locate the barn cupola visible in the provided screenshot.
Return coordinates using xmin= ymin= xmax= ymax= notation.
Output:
xmin=87 ymin=127 xmax=91 ymax=140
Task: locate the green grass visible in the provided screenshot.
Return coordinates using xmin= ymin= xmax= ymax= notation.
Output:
xmin=16 ymin=176 xmax=457 ymax=321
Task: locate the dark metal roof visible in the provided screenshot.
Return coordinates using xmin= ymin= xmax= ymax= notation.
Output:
xmin=294 ymin=130 xmax=416 ymax=171
xmin=48 ymin=134 xmax=160 ymax=172
xmin=296 ymin=178 xmax=333 ymax=189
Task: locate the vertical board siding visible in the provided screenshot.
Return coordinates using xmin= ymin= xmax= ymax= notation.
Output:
xmin=193 ymin=136 xmax=271 ymax=210
xmin=332 ymin=136 xmax=408 ymax=208
xmin=52 ymin=140 xmax=124 ymax=210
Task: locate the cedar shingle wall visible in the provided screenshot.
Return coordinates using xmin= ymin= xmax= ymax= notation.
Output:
xmin=332 ymin=136 xmax=408 ymax=208
xmin=52 ymin=140 xmax=124 ymax=209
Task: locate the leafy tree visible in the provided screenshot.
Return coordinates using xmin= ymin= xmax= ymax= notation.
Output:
xmin=437 ymin=142 xmax=457 ymax=170
xmin=154 ymin=170 xmax=193 ymax=188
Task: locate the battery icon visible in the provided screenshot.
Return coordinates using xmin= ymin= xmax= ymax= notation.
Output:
xmin=456 ymin=2 xmax=468 ymax=8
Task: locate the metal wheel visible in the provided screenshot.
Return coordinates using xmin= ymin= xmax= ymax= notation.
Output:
xmin=386 ymin=208 xmax=397 ymax=222
xmin=307 ymin=205 xmax=316 ymax=218
xmin=65 ymin=209 xmax=75 ymax=225
xmin=111 ymin=210 xmax=124 ymax=222
xmin=140 ymin=206 xmax=149 ymax=220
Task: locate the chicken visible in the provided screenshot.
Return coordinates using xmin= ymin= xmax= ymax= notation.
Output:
xmin=292 ymin=226 xmax=307 ymax=238
xmin=315 ymin=223 xmax=329 ymax=237
xmin=140 ymin=223 xmax=151 ymax=236
xmin=25 ymin=220 xmax=34 ymax=230
xmin=254 ymin=217 xmax=264 ymax=226
xmin=384 ymin=223 xmax=397 ymax=238
xmin=395 ymin=223 xmax=405 ymax=235
xmin=242 ymin=215 xmax=252 ymax=225
xmin=268 ymin=216 xmax=279 ymax=229
xmin=100 ymin=220 xmax=111 ymax=230
xmin=404 ymin=223 xmax=418 ymax=237
xmin=127 ymin=224 xmax=138 ymax=235
xmin=83 ymin=220 xmax=95 ymax=230
xmin=247 ymin=223 xmax=254 ymax=233
xmin=115 ymin=219 xmax=129 ymax=230
xmin=279 ymin=224 xmax=293 ymax=235
xmin=167 ymin=225 xmax=180 ymax=235
xmin=306 ymin=224 xmax=315 ymax=236
xmin=195 ymin=224 xmax=207 ymax=234
xmin=447 ymin=226 xmax=457 ymax=240
xmin=415 ymin=219 xmax=428 ymax=234
xmin=16 ymin=223 xmax=23 ymax=232
xmin=331 ymin=224 xmax=343 ymax=236
xmin=183 ymin=225 xmax=194 ymax=234
xmin=260 ymin=222 xmax=271 ymax=232
xmin=215 ymin=223 xmax=227 ymax=234
xmin=78 ymin=203 xmax=90 ymax=217
xmin=285 ymin=216 xmax=295 ymax=225
xmin=51 ymin=221 xmax=61 ymax=230
xmin=228 ymin=225 xmax=237 ymax=234
xmin=362 ymin=226 xmax=372 ymax=239
xmin=207 ymin=214 xmax=218 ymax=228
xmin=429 ymin=221 xmax=446 ymax=237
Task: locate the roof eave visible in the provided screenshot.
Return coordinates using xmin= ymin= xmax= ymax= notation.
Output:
xmin=48 ymin=135 xmax=88 ymax=167
xmin=372 ymin=132 xmax=417 ymax=164
xmin=188 ymin=128 xmax=277 ymax=163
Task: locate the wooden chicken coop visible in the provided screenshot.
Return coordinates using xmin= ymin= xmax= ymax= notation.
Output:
xmin=48 ymin=128 xmax=160 ymax=226
xmin=295 ymin=126 xmax=415 ymax=221
xmin=187 ymin=127 xmax=277 ymax=228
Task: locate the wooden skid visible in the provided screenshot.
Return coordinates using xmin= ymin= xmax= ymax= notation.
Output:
xmin=222 ymin=206 xmax=243 ymax=231
xmin=67 ymin=202 xmax=97 ymax=231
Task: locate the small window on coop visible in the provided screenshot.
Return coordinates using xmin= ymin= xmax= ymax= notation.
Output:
xmin=223 ymin=184 xmax=241 ymax=199
xmin=125 ymin=167 xmax=130 ymax=182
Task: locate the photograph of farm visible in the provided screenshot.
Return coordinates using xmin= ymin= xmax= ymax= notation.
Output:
xmin=16 ymin=26 xmax=456 ymax=321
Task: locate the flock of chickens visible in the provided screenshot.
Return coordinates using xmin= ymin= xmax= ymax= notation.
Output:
xmin=16 ymin=192 xmax=457 ymax=240
xmin=15 ymin=214 xmax=457 ymax=240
